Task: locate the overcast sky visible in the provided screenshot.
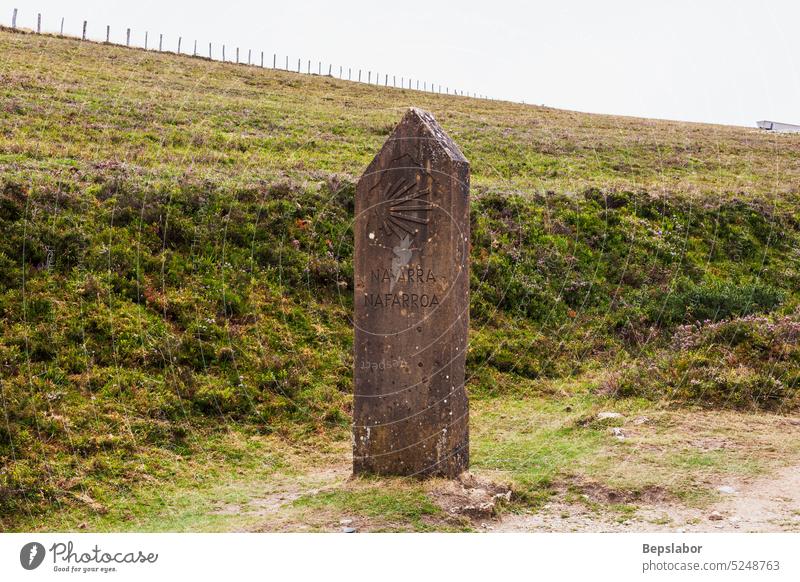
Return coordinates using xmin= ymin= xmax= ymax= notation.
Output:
xmin=3 ymin=0 xmax=799 ymax=127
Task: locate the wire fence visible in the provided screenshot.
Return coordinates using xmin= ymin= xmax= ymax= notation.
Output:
xmin=5 ymin=7 xmax=492 ymax=100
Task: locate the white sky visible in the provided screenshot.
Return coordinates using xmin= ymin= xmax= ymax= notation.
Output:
xmin=3 ymin=0 xmax=799 ymax=127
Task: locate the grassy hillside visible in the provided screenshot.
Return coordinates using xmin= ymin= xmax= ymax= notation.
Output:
xmin=1 ymin=28 xmax=799 ymax=530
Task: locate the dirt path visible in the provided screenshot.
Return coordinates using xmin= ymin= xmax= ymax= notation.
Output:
xmin=237 ymin=409 xmax=800 ymax=533
xmin=495 ymin=464 xmax=800 ymax=532
xmin=239 ymin=461 xmax=800 ymax=532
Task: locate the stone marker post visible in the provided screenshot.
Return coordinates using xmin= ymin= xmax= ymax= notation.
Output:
xmin=353 ymin=108 xmax=470 ymax=478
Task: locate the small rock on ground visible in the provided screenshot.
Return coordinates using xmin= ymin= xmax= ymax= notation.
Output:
xmin=597 ymin=412 xmax=624 ymax=420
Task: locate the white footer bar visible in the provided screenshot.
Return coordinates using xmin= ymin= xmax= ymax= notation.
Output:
xmin=1 ymin=533 xmax=797 ymax=581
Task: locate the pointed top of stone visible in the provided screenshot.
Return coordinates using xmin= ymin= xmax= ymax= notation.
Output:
xmin=365 ymin=108 xmax=468 ymax=177
xmin=400 ymin=108 xmax=468 ymax=163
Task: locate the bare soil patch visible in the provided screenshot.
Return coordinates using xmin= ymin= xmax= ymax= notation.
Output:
xmin=495 ymin=464 xmax=800 ymax=532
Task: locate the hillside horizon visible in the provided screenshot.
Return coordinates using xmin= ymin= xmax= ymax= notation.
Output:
xmin=4 ymin=23 xmax=783 ymax=130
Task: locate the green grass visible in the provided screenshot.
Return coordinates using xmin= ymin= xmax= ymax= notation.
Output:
xmin=14 ymin=385 xmax=800 ymax=531
xmin=293 ymin=482 xmax=445 ymax=532
xmin=469 ymin=390 xmax=800 ymax=511
xmin=669 ymin=450 xmax=755 ymax=472
xmin=12 ymin=426 xmax=350 ymax=532
xmin=471 ymin=395 xmax=610 ymax=503
xmin=1 ymin=27 xmax=799 ymax=530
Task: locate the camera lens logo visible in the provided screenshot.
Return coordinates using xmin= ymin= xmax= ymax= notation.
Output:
xmin=20 ymin=542 xmax=46 ymax=570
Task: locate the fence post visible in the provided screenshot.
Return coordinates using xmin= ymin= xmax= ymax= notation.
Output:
xmin=145 ymin=31 xmax=148 ymax=49
xmin=178 ymin=37 xmax=181 ymax=53
xmin=60 ymin=17 xmax=64 ymax=35
xmin=127 ymin=28 xmax=131 ymax=47
xmin=285 ymin=55 xmax=288 ymax=69
xmin=328 ymin=64 xmax=332 ymax=76
xmin=193 ymin=40 xmax=197 ymax=56
xmin=339 ymin=65 xmax=342 ymax=78
xmin=273 ymin=53 xmax=276 ymax=68
xmin=12 ymin=8 xmax=17 ymax=29
xmin=159 ymin=33 xmax=162 ymax=51
xmin=385 ymin=74 xmax=388 ymax=86
xmin=358 ymin=69 xmax=361 ymax=82
xmin=297 ymin=58 xmax=300 ymax=72
xmin=222 ymin=45 xmax=225 ymax=61
xmin=82 ymin=21 xmax=87 ymax=40
xmin=318 ymin=61 xmax=321 ymax=75
xmin=349 ymin=68 xmax=351 ymax=80
xmin=248 ymin=49 xmax=251 ymax=64
xmin=106 ymin=25 xmax=110 ymax=43
xmin=236 ymin=47 xmax=239 ymax=63
xmin=260 ymin=51 xmax=263 ymax=67
xmin=368 ymin=71 xmax=371 ymax=83
xmin=209 ymin=43 xmax=212 ymax=58
xmin=37 ymin=13 xmax=40 ymax=33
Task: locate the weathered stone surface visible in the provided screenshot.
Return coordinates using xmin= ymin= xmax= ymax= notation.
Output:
xmin=353 ymin=108 xmax=470 ymax=478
